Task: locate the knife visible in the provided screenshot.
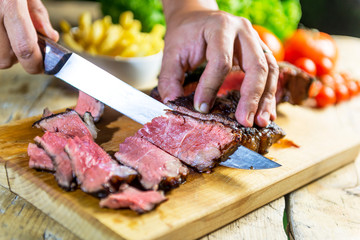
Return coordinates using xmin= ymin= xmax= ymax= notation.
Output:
xmin=37 ymin=34 xmax=280 ymax=170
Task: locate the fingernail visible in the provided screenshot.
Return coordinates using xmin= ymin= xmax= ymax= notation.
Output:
xmin=247 ymin=112 xmax=255 ymax=125
xmin=163 ymin=97 xmax=170 ymax=103
xmin=198 ymin=102 xmax=209 ymax=113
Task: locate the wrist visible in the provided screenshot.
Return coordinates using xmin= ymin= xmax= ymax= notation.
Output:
xmin=162 ymin=0 xmax=218 ymax=22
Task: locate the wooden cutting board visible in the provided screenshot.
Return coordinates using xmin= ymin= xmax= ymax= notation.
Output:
xmin=1 ymin=95 xmax=360 ymax=240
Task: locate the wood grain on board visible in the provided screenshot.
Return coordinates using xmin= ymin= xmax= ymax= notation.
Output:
xmin=1 ymin=95 xmax=360 ymax=239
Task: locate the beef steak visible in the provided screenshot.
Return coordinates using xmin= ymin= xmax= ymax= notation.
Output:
xmin=65 ymin=136 xmax=137 ymax=196
xmin=34 ymin=132 xmax=76 ymax=190
xmin=27 ymin=143 xmax=54 ymax=172
xmin=33 ymin=110 xmax=98 ymax=139
xmin=99 ymin=184 xmax=167 ymax=213
xmin=74 ymin=91 xmax=104 ymax=122
xmin=115 ymin=136 xmax=189 ymax=190
xmin=136 ymin=112 xmax=239 ymax=172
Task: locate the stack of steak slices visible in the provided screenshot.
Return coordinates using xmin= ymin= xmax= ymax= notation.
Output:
xmin=28 ymin=107 xmax=167 ymax=212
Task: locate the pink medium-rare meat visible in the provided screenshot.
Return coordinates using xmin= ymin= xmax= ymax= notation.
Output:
xmin=99 ymin=184 xmax=167 ymax=213
xmin=115 ymin=136 xmax=189 ymax=190
xmin=65 ymin=136 xmax=137 ymax=196
xmin=27 ymin=143 xmax=54 ymax=171
xmin=81 ymin=163 xmax=137 ymax=197
xmin=33 ymin=110 xmax=98 ymax=139
xmin=74 ymin=91 xmax=104 ymax=122
xmin=34 ymin=132 xmax=75 ymax=190
xmin=136 ymin=112 xmax=239 ymax=172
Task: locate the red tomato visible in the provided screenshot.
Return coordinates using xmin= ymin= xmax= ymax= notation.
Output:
xmin=284 ymin=29 xmax=338 ymax=76
xmin=253 ymin=25 xmax=285 ymax=61
xmin=315 ymin=85 xmax=336 ymax=108
xmin=218 ymin=71 xmax=245 ymax=96
xmin=308 ymin=80 xmax=323 ymax=98
xmin=294 ymin=57 xmax=317 ymax=76
xmin=346 ymin=80 xmax=359 ymax=97
xmin=335 ymin=83 xmax=350 ymax=102
xmin=320 ymin=74 xmax=335 ymax=89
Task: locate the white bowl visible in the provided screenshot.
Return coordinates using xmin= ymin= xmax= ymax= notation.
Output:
xmin=76 ymin=50 xmax=162 ymax=91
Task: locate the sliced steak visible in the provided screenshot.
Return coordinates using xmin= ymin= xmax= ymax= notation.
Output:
xmin=34 ymin=132 xmax=75 ymax=190
xmin=115 ymin=136 xmax=189 ymax=190
xmin=33 ymin=110 xmax=98 ymax=139
xmin=27 ymin=143 xmax=54 ymax=172
xmin=136 ymin=112 xmax=239 ymax=172
xmin=65 ymin=136 xmax=137 ymax=196
xmin=167 ymin=92 xmax=285 ymax=154
xmin=99 ymin=184 xmax=167 ymax=213
xmin=276 ymin=62 xmax=314 ymax=105
xmin=74 ymin=91 xmax=104 ymax=122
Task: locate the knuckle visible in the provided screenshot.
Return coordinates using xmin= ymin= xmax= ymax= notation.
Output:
xmin=213 ymin=57 xmax=232 ymax=76
xmin=254 ymin=58 xmax=268 ymax=77
xmin=238 ymin=17 xmax=252 ymax=30
xmin=15 ymin=43 xmax=35 ymax=60
xmin=212 ymin=11 xmax=233 ymax=27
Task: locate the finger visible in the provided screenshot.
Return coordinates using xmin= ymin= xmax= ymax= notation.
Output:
xmin=194 ymin=15 xmax=235 ymax=113
xmin=158 ymin=47 xmax=186 ymax=103
xmin=254 ymin=42 xmax=278 ymax=127
xmin=0 ymin=18 xmax=17 ymax=69
xmin=4 ymin=0 xmax=43 ymax=74
xmin=28 ymin=0 xmax=59 ymax=41
xmin=234 ymin=18 xmax=268 ymax=127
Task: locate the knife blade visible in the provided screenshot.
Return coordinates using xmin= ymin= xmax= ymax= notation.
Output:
xmin=37 ymin=35 xmax=280 ymax=170
xmin=38 ymin=34 xmax=171 ymax=125
xmin=220 ymin=146 xmax=281 ymax=170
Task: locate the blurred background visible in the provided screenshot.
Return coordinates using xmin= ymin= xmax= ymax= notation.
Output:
xmin=44 ymin=0 xmax=360 ymax=38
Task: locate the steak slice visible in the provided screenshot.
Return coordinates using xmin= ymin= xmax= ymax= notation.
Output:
xmin=167 ymin=93 xmax=286 ymax=154
xmin=34 ymin=132 xmax=76 ymax=190
xmin=115 ymin=136 xmax=189 ymax=190
xmin=136 ymin=112 xmax=239 ymax=172
xmin=65 ymin=136 xmax=137 ymax=196
xmin=99 ymin=184 xmax=167 ymax=213
xmin=74 ymin=91 xmax=104 ymax=122
xmin=27 ymin=143 xmax=54 ymax=172
xmin=33 ymin=110 xmax=98 ymax=139
xmin=276 ymin=62 xmax=314 ymax=105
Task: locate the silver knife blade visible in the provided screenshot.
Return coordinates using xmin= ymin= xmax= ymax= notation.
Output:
xmin=55 ymin=53 xmax=170 ymax=124
xmin=38 ymin=35 xmax=280 ymax=170
xmin=220 ymin=145 xmax=281 ymax=170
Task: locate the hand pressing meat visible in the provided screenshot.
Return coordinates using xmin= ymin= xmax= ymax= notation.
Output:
xmin=159 ymin=0 xmax=279 ymax=128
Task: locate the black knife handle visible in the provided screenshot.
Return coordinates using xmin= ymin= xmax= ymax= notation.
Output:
xmin=37 ymin=34 xmax=72 ymax=75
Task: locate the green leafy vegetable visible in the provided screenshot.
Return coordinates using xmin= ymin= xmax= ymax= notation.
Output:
xmin=99 ymin=0 xmax=301 ymax=40
xmin=99 ymin=0 xmax=165 ymax=32
xmin=216 ymin=0 xmax=302 ymax=40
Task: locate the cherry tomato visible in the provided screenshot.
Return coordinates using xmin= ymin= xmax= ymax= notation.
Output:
xmin=253 ymin=25 xmax=285 ymax=61
xmin=294 ymin=57 xmax=317 ymax=76
xmin=335 ymin=83 xmax=350 ymax=102
xmin=346 ymin=80 xmax=359 ymax=97
xmin=315 ymin=85 xmax=336 ymax=108
xmin=284 ymin=29 xmax=338 ymax=76
xmin=308 ymin=80 xmax=323 ymax=98
xmin=320 ymin=74 xmax=335 ymax=89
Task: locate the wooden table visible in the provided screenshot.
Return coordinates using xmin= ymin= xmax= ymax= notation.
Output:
xmin=0 ymin=36 xmax=359 ymax=240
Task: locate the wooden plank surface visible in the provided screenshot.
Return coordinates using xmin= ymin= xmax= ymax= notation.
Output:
xmin=0 ymin=185 xmax=80 ymax=240
xmin=1 ymin=92 xmax=360 ymax=239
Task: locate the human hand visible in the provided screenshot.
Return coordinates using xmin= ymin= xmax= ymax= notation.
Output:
xmin=0 ymin=0 xmax=59 ymax=73
xmin=159 ymin=1 xmax=278 ymax=127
